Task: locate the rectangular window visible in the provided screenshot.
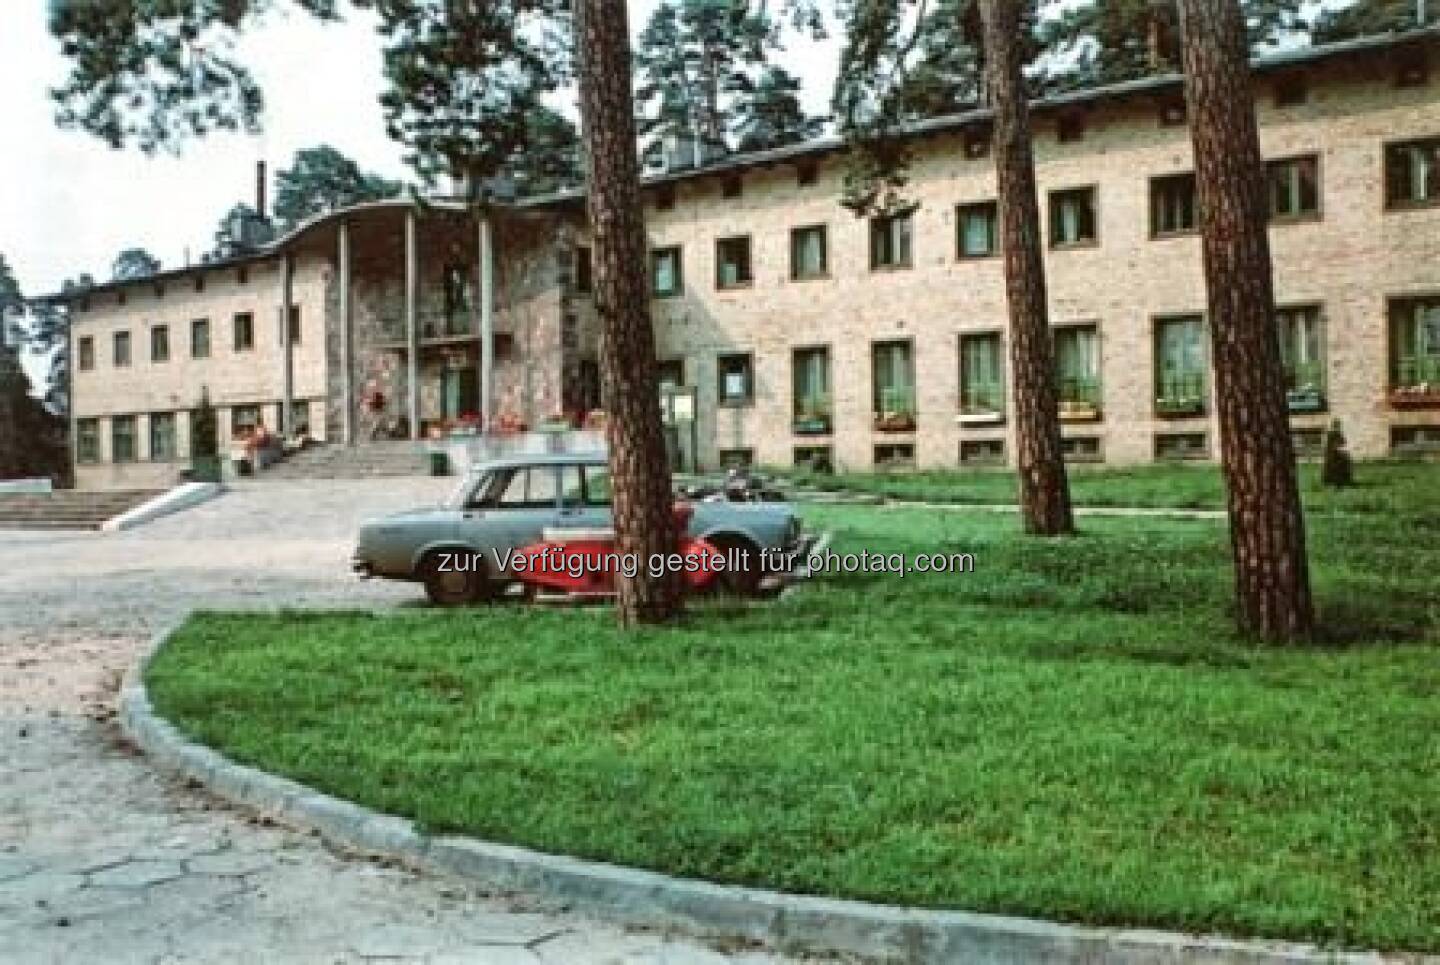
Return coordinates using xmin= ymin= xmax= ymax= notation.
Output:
xmin=78 ymin=336 xmax=94 ymax=371
xmin=715 ymin=236 xmax=752 ymax=289
xmin=870 ymin=212 xmax=912 ymax=269
xmin=575 ymin=246 xmax=593 ymax=294
xmin=282 ymin=306 xmax=302 ymax=345
xmin=1274 ymin=75 xmax=1307 ymax=107
xmin=790 ymin=225 xmax=828 ymax=280
xmin=1292 ymin=429 xmax=1324 ymax=459
xmin=1389 ymin=296 xmax=1440 ymax=407
xmin=874 ymin=443 xmax=915 ymax=469
xmin=796 ymin=161 xmax=818 ymax=186
xmin=1386 ymin=138 xmax=1440 ymax=208
xmin=76 ymin=418 xmax=100 ymax=463
xmin=793 ymin=347 xmax=831 ymax=435
xmin=233 ymin=312 xmax=254 ymax=351
xmin=1268 ymin=155 xmax=1320 ymax=219
xmin=112 ymin=415 xmax=137 ymax=463
xmin=957 ymin=201 xmax=998 ymax=258
xmin=150 ymin=325 xmax=170 ymax=363
xmin=149 ymin=412 xmax=177 ymax=461
xmin=1061 ymin=436 xmax=1103 ymax=462
xmin=282 ymin=399 xmax=311 ymax=435
xmin=655 ymin=184 xmax=676 ymax=211
xmin=1155 ymin=432 xmax=1209 ymax=461
xmin=443 ymin=264 xmax=472 ymax=333
xmin=873 ymin=340 xmax=915 ymax=431
xmin=1155 ymin=315 xmax=1208 ymax=416
xmin=964 ymin=127 xmax=991 ymax=158
xmin=1049 ymin=187 xmax=1098 ymax=247
xmin=721 ymin=174 xmax=743 ymax=199
xmin=657 ymin=358 xmax=685 ymax=388
xmin=652 ymin=246 xmax=683 ymax=297
xmin=1277 ymin=305 xmax=1326 ymax=411
xmin=231 ymin=404 xmax=261 ymax=435
xmin=959 ymin=332 xmax=1005 ymax=419
xmin=191 ymin=318 xmax=210 ymax=358
xmin=793 ymin=444 xmax=833 ymax=473
xmin=1151 ymin=173 xmax=1197 ymax=236
xmin=960 ymin=438 xmax=1005 ymax=466
xmin=113 ymin=331 xmax=131 ymax=367
xmin=1392 ymin=425 xmax=1440 ymax=454
xmin=1054 ymin=324 xmax=1102 ymax=419
xmin=717 ymin=353 xmax=754 ymax=406
xmin=719 ymin=448 xmax=754 ymax=469
xmin=1057 ymin=113 xmax=1085 ymax=143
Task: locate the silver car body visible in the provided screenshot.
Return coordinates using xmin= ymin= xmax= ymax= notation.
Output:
xmin=353 ymin=453 xmax=805 ymax=587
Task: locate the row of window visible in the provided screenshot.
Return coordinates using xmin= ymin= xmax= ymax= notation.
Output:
xmin=77 ymin=310 xmax=302 ymax=371
xmin=777 ymin=422 xmax=1440 ymax=473
xmin=584 ymin=141 xmax=1440 ymax=298
xmin=75 ymin=400 xmax=312 ymax=463
xmin=676 ymin=297 xmax=1439 ymax=434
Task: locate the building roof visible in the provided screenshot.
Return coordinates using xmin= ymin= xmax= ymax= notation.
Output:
xmin=46 ymin=25 xmax=1438 ymax=303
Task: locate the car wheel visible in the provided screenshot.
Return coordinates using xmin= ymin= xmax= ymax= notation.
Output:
xmin=709 ymin=536 xmax=762 ymax=597
xmin=420 ymin=551 xmax=491 ymax=606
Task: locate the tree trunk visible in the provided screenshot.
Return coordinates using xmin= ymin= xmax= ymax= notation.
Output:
xmin=573 ymin=0 xmax=684 ymax=625
xmin=1177 ymin=0 xmax=1313 ymax=641
xmin=978 ymin=0 xmax=1074 ymax=536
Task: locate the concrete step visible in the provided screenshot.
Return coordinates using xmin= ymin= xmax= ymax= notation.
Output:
xmin=0 ymin=489 xmax=163 ymax=530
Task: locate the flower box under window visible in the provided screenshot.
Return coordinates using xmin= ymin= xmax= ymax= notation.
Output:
xmin=1156 ymin=372 xmax=1206 ymax=417
xmin=1389 ymin=386 xmax=1440 ymax=410
xmin=1059 ymin=400 xmax=1102 ymax=422
xmin=1287 ymin=387 xmax=1326 ymax=413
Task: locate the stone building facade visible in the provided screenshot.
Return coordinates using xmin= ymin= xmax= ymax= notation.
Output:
xmin=63 ymin=28 xmax=1440 ymax=488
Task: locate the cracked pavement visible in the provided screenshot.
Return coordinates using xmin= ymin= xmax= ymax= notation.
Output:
xmin=0 ymin=480 xmax=831 ymax=964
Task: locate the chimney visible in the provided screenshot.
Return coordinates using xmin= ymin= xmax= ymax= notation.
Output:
xmin=255 ymin=160 xmax=267 ymax=219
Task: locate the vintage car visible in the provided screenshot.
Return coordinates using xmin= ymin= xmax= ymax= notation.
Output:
xmin=352 ymin=452 xmax=812 ymax=605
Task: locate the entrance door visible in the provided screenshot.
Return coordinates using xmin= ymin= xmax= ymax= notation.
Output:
xmin=442 ymin=367 xmax=479 ymax=421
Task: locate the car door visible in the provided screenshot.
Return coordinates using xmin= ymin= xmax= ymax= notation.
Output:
xmin=466 ymin=465 xmax=563 ymax=577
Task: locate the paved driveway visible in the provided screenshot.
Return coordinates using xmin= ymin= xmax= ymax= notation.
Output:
xmin=0 ymin=481 xmax=819 ymax=964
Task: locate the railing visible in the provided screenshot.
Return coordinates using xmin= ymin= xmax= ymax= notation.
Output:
xmin=1396 ymin=354 xmax=1440 ymax=387
xmin=1155 ymin=372 xmax=1206 ymax=415
xmin=875 ymin=385 xmax=917 ymax=431
xmin=793 ymin=394 xmax=833 ymax=435
xmin=1057 ymin=375 xmax=1101 ymax=406
xmin=961 ymin=381 xmax=1004 ymax=415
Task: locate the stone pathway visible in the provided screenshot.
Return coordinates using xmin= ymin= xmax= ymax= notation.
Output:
xmin=0 ymin=481 xmax=835 ymax=964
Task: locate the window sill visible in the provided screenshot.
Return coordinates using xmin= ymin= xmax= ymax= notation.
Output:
xmin=1049 ymin=240 xmax=1099 ymax=251
xmin=1270 ymin=212 xmax=1322 ymax=226
xmin=869 ymin=263 xmax=913 ymax=273
xmin=716 ymin=281 xmax=754 ymax=292
xmin=1155 ymin=407 xmax=1207 ymax=420
xmin=718 ymin=399 xmax=754 ymax=410
xmin=1150 ymin=229 xmax=1198 ymax=240
xmin=1058 ymin=408 xmax=1103 ymax=423
xmin=789 ymin=273 xmax=831 ymax=283
xmin=1389 ymin=390 xmax=1440 ymax=410
xmin=1385 ymin=198 xmax=1440 ymax=212
xmin=957 ymin=411 xmax=1005 ymax=426
xmin=956 ymin=252 xmax=1000 ymax=261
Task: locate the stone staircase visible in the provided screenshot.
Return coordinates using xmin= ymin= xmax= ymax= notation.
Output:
xmin=0 ymin=489 xmax=164 ymax=531
xmin=261 ymin=441 xmax=431 ymax=480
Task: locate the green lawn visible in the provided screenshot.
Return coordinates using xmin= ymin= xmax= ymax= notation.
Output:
xmin=147 ymin=467 xmax=1440 ymax=952
xmin=777 ymin=458 xmax=1435 ymax=513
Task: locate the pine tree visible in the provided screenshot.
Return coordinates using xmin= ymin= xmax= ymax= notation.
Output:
xmin=272 ymin=146 xmax=401 ymax=231
xmin=575 ymin=0 xmax=686 ymax=624
xmin=111 ymin=248 xmax=162 ymax=281
xmin=1177 ymin=0 xmax=1313 ymax=641
xmin=634 ymin=0 xmax=785 ymax=165
xmin=733 ymin=66 xmax=824 ymax=152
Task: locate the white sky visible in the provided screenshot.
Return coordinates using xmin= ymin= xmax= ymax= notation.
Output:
xmin=1 ymin=1 xmax=840 ymax=301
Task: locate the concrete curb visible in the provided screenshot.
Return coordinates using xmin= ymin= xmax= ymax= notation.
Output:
xmin=102 ymin=482 xmax=223 ymax=533
xmin=121 ymin=622 xmax=1412 ymax=965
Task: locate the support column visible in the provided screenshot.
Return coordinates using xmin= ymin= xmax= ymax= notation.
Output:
xmin=280 ymin=252 xmax=294 ymax=438
xmin=338 ymin=220 xmax=354 ymax=445
xmin=478 ymin=212 xmax=495 ymax=426
xmin=405 ymin=208 xmax=420 ymax=440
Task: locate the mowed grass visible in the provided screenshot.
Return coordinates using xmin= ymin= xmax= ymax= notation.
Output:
xmin=780 ymin=458 xmax=1437 ymax=513
xmin=147 ymin=468 xmax=1440 ymax=952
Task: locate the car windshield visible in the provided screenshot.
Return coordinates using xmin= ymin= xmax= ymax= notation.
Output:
xmin=445 ymin=471 xmax=494 ymax=510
